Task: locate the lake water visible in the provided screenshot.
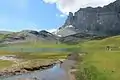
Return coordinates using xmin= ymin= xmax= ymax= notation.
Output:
xmin=0 ymin=60 xmax=75 ymax=80
xmin=0 ymin=47 xmax=80 ymax=53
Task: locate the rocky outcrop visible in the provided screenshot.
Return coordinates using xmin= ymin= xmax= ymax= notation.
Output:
xmin=60 ymin=33 xmax=107 ymax=44
xmin=56 ymin=0 xmax=120 ymax=37
xmin=39 ymin=30 xmax=58 ymax=41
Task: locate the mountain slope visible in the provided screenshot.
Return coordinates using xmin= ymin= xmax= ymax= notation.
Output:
xmin=0 ymin=30 xmax=58 ymax=44
xmin=76 ymin=35 xmax=120 ymax=80
xmin=56 ymin=0 xmax=120 ymax=37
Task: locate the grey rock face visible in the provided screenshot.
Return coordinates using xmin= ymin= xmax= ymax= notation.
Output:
xmin=60 ymin=33 xmax=107 ymax=44
xmin=57 ymin=0 xmax=120 ymax=37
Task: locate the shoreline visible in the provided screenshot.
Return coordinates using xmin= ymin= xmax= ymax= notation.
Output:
xmin=0 ymin=53 xmax=79 ymax=80
xmin=0 ymin=60 xmax=77 ymax=80
xmin=0 ymin=60 xmax=57 ymax=77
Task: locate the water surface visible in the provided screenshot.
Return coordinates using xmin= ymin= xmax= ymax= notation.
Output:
xmin=0 ymin=60 xmax=75 ymax=80
xmin=0 ymin=47 xmax=80 ymax=53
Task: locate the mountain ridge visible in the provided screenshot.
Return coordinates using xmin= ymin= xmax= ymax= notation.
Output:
xmin=56 ymin=0 xmax=120 ymax=37
xmin=0 ymin=30 xmax=58 ymax=44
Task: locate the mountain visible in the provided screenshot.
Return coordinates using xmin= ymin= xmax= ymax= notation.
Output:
xmin=60 ymin=33 xmax=107 ymax=44
xmin=56 ymin=0 xmax=120 ymax=37
xmin=0 ymin=31 xmax=12 ymax=34
xmin=0 ymin=30 xmax=58 ymax=44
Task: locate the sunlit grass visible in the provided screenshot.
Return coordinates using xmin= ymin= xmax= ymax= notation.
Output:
xmin=0 ymin=60 xmax=14 ymax=70
xmin=76 ymin=35 xmax=120 ymax=80
xmin=0 ymin=51 xmax=68 ymax=70
xmin=2 ymin=41 xmax=78 ymax=48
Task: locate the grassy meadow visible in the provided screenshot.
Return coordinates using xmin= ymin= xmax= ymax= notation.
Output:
xmin=1 ymin=34 xmax=120 ymax=80
xmin=0 ymin=42 xmax=76 ymax=70
xmin=76 ymin=36 xmax=120 ymax=80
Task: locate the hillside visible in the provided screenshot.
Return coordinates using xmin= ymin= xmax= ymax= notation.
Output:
xmin=0 ymin=30 xmax=58 ymax=44
xmin=76 ymin=35 xmax=120 ymax=80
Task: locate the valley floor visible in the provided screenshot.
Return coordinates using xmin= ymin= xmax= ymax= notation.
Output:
xmin=1 ymin=36 xmax=120 ymax=80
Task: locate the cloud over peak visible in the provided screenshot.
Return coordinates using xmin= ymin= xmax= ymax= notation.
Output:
xmin=43 ymin=0 xmax=116 ymax=14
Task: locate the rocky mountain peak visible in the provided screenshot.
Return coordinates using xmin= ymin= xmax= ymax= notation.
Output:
xmin=63 ymin=12 xmax=74 ymax=28
xmin=56 ymin=0 xmax=120 ymax=37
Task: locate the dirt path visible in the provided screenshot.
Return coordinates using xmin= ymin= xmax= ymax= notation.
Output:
xmin=60 ymin=60 xmax=77 ymax=80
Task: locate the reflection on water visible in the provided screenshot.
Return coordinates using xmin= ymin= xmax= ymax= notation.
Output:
xmin=1 ymin=64 xmax=70 ymax=80
xmin=0 ymin=47 xmax=80 ymax=53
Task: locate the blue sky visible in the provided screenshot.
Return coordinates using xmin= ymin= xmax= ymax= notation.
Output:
xmin=0 ymin=0 xmax=115 ymax=32
xmin=0 ymin=0 xmax=67 ymax=31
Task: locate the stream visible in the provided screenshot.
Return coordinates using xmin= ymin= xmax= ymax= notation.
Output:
xmin=0 ymin=60 xmax=76 ymax=80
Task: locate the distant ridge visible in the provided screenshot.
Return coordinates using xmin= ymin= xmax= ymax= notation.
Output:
xmin=0 ymin=30 xmax=58 ymax=44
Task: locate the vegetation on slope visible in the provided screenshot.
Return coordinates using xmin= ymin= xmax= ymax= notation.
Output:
xmin=76 ymin=35 xmax=120 ymax=80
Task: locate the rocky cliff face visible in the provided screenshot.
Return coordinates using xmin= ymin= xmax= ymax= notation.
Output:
xmin=57 ymin=0 xmax=120 ymax=37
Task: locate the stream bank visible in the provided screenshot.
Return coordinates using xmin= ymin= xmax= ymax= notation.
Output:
xmin=0 ymin=52 xmax=79 ymax=80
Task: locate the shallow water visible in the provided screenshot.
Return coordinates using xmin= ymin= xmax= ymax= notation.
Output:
xmin=0 ymin=60 xmax=75 ymax=80
xmin=0 ymin=47 xmax=80 ymax=53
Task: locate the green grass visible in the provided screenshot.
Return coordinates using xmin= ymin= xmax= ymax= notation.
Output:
xmin=0 ymin=34 xmax=5 ymax=40
xmin=16 ymin=52 xmax=68 ymax=60
xmin=0 ymin=60 xmax=14 ymax=70
xmin=76 ymin=35 xmax=120 ymax=80
xmin=2 ymin=41 xmax=78 ymax=48
xmin=0 ymin=51 xmax=68 ymax=70
xmin=0 ymin=51 xmax=68 ymax=59
xmin=1 ymin=35 xmax=120 ymax=80
xmin=0 ymin=41 xmax=78 ymax=70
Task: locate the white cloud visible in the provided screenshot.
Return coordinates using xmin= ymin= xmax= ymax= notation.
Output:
xmin=60 ymin=14 xmax=66 ymax=17
xmin=43 ymin=0 xmax=58 ymax=4
xmin=47 ymin=29 xmax=57 ymax=33
xmin=43 ymin=0 xmax=116 ymax=14
xmin=56 ymin=14 xmax=66 ymax=18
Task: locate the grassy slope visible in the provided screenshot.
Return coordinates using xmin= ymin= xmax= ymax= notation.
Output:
xmin=0 ymin=34 xmax=5 ymax=40
xmin=76 ymin=36 xmax=120 ymax=80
